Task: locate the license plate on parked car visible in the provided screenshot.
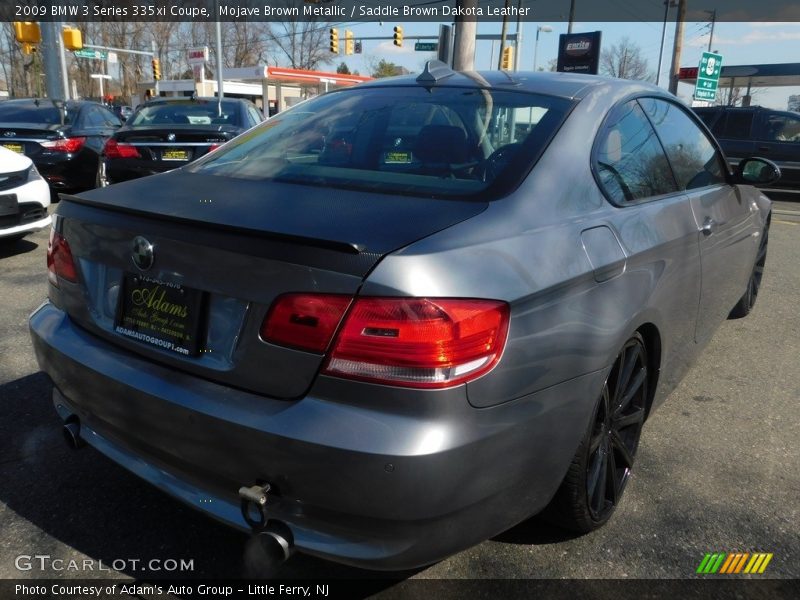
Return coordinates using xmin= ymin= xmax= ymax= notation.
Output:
xmin=0 ymin=194 xmax=18 ymax=217
xmin=1 ymin=143 xmax=24 ymax=154
xmin=162 ymin=148 xmax=189 ymax=161
xmin=114 ymin=274 xmax=204 ymax=356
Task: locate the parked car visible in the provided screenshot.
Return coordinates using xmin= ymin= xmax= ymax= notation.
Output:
xmin=693 ymin=105 xmax=799 ymax=195
xmin=97 ymin=96 xmax=264 ymax=187
xmin=0 ymin=146 xmax=51 ymax=242
xmin=0 ymin=98 xmax=121 ymax=196
xmin=30 ymin=64 xmax=776 ymax=570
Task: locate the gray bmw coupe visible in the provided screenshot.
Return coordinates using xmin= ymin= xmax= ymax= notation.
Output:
xmin=30 ymin=62 xmax=776 ymax=570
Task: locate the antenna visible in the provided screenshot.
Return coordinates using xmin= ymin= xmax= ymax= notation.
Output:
xmin=416 ymin=60 xmax=456 ymax=84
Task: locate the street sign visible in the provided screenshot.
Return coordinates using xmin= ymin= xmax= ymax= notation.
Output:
xmin=74 ymin=49 xmax=107 ymax=60
xmin=415 ymin=42 xmax=438 ymax=52
xmin=694 ymin=52 xmax=723 ymax=101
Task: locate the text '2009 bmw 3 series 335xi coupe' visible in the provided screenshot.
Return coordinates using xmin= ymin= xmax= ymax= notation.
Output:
xmin=29 ymin=62 xmax=776 ymax=570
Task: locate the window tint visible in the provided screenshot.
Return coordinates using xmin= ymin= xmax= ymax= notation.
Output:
xmin=640 ymin=98 xmax=726 ymax=191
xmin=0 ymin=102 xmax=76 ymax=125
xmin=98 ymin=106 xmax=122 ymax=127
xmin=130 ymin=100 xmax=239 ymax=126
xmin=84 ymin=107 xmax=108 ymax=127
xmin=594 ymin=100 xmax=677 ymax=203
xmin=188 ymin=87 xmax=572 ymax=199
xmin=719 ymin=111 xmax=754 ymax=139
xmin=760 ymin=112 xmax=800 ymax=142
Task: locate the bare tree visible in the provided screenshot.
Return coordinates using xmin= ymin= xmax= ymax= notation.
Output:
xmin=716 ymin=86 xmax=763 ymax=107
xmin=268 ymin=21 xmax=333 ymax=70
xmin=600 ymin=37 xmax=652 ymax=82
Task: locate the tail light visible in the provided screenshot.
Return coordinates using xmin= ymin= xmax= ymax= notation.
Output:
xmin=40 ymin=137 xmax=86 ymax=153
xmin=103 ymin=138 xmax=140 ymax=159
xmin=47 ymin=226 xmax=78 ymax=287
xmin=208 ymin=143 xmax=222 ymax=152
xmin=261 ymin=294 xmax=351 ymax=353
xmin=261 ymin=295 xmax=509 ymax=389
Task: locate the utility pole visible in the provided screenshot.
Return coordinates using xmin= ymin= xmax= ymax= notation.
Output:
xmin=452 ymin=0 xmax=477 ymax=70
xmin=656 ymin=0 xmax=676 ymax=87
xmin=707 ymin=9 xmax=716 ymax=52
xmin=668 ymin=0 xmax=686 ymax=96
xmin=497 ymin=0 xmax=510 ymax=70
xmin=513 ymin=0 xmax=524 ymax=71
xmin=568 ymin=0 xmax=576 ymax=34
xmin=40 ymin=21 xmax=69 ymax=100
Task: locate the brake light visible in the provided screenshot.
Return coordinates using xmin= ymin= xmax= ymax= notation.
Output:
xmin=261 ymin=294 xmax=351 ymax=353
xmin=103 ymin=138 xmax=140 ymax=159
xmin=325 ymin=298 xmax=509 ymax=388
xmin=46 ymin=227 xmax=78 ymax=286
xmin=208 ymin=143 xmax=222 ymax=152
xmin=40 ymin=137 xmax=86 ymax=153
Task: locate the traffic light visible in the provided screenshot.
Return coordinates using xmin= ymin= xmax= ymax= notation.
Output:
xmin=151 ymin=58 xmax=161 ymax=81
xmin=329 ymin=28 xmax=339 ymax=54
xmin=393 ymin=26 xmax=403 ymax=47
xmin=501 ymin=46 xmax=514 ymax=71
xmin=345 ymin=30 xmax=354 ymax=56
xmin=62 ymin=27 xmax=82 ymax=51
xmin=354 ymin=41 xmax=362 ymax=54
xmin=13 ymin=21 xmax=41 ymax=45
xmin=21 ymin=43 xmax=37 ymax=55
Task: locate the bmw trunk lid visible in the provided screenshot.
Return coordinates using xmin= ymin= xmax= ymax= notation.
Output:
xmin=51 ymin=170 xmax=487 ymax=399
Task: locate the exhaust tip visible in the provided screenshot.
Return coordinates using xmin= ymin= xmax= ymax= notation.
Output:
xmin=244 ymin=521 xmax=295 ymax=575
xmin=62 ymin=418 xmax=85 ymax=450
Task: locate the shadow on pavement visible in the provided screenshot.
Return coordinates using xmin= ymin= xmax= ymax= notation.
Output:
xmin=0 ymin=238 xmax=39 ymax=259
xmin=0 ymin=372 xmax=412 ymax=592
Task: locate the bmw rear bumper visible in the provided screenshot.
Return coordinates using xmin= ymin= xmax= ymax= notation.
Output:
xmin=30 ymin=301 xmax=603 ymax=570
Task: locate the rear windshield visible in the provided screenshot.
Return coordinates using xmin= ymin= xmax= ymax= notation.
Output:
xmin=0 ymin=103 xmax=76 ymax=125
xmin=188 ymin=86 xmax=572 ymax=199
xmin=129 ymin=101 xmax=240 ymax=126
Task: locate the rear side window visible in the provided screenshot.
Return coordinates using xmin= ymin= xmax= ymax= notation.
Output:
xmin=639 ymin=98 xmax=726 ymax=191
xmin=719 ymin=111 xmax=754 ymax=139
xmin=594 ymin=100 xmax=677 ymax=203
xmin=760 ymin=112 xmax=800 ymax=142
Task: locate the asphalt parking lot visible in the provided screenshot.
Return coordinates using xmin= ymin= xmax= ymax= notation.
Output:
xmin=0 ymin=199 xmax=798 ymax=585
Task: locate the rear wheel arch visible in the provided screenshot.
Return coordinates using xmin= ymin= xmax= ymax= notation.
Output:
xmin=635 ymin=322 xmax=661 ymax=419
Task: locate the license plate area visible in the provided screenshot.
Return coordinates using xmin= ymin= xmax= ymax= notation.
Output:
xmin=161 ymin=148 xmax=189 ymax=161
xmin=1 ymin=143 xmax=24 ymax=154
xmin=114 ymin=274 xmax=204 ymax=356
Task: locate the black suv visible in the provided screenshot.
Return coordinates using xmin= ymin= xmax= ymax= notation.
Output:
xmin=694 ymin=106 xmax=799 ymax=195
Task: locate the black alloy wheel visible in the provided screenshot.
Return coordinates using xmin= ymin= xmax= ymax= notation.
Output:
xmin=547 ymin=332 xmax=649 ymax=533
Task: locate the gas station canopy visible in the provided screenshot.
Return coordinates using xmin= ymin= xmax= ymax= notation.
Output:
xmin=679 ymin=62 xmax=800 ymax=89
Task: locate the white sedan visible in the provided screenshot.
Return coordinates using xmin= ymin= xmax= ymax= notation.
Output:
xmin=0 ymin=145 xmax=51 ymax=242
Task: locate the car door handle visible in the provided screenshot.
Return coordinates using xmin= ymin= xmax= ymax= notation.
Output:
xmin=700 ymin=217 xmax=716 ymax=236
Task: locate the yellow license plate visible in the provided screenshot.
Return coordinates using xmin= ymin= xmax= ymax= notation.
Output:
xmin=1 ymin=143 xmax=24 ymax=154
xmin=162 ymin=148 xmax=189 ymax=161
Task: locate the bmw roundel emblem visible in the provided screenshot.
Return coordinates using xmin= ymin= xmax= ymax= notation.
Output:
xmin=131 ymin=236 xmax=154 ymax=271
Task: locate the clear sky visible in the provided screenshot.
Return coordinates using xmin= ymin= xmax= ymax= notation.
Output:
xmin=331 ymin=19 xmax=800 ymax=110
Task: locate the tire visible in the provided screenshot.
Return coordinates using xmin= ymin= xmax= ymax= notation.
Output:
xmin=545 ymin=333 xmax=649 ymax=533
xmin=729 ymin=223 xmax=768 ymax=319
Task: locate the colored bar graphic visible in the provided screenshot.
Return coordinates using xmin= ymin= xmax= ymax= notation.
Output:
xmin=700 ymin=552 xmax=773 ymax=575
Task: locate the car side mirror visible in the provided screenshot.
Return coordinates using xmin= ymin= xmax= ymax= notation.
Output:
xmin=736 ymin=157 xmax=781 ymax=186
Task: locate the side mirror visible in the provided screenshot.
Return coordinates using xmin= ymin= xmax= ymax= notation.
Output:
xmin=736 ymin=157 xmax=781 ymax=186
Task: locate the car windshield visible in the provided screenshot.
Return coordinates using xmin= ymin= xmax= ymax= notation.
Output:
xmin=130 ymin=100 xmax=239 ymax=126
xmin=188 ymin=86 xmax=572 ymax=198
xmin=0 ymin=103 xmax=76 ymax=125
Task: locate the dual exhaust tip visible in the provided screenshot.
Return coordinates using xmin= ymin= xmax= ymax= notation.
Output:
xmin=61 ymin=416 xmax=295 ymax=568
